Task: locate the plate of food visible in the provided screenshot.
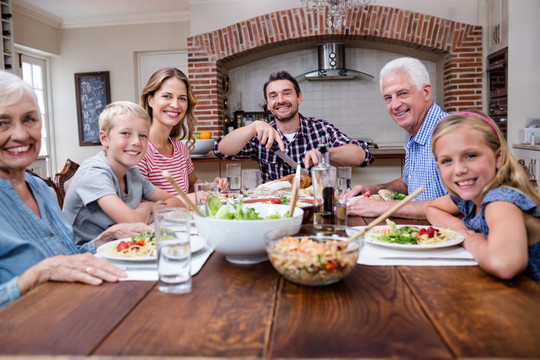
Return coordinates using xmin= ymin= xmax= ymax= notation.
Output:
xmin=348 ymin=189 xmax=407 ymax=204
xmin=96 ymin=232 xmax=207 ymax=261
xmin=363 ymin=220 xmax=464 ymax=250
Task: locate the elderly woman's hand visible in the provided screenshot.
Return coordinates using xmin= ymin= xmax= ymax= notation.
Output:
xmin=17 ymin=253 xmax=126 ymax=297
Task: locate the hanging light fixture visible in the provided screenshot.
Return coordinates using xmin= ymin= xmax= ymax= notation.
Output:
xmin=302 ymin=0 xmax=374 ymax=28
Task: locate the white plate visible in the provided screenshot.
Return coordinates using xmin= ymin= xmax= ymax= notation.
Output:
xmin=96 ymin=236 xmax=207 ymax=261
xmin=363 ymin=225 xmax=464 ymax=250
xmin=190 ymin=154 xmax=208 ymax=158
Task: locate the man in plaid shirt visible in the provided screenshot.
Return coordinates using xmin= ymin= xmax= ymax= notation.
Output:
xmin=214 ymin=71 xmax=374 ymax=183
xmin=348 ymin=57 xmax=448 ymax=219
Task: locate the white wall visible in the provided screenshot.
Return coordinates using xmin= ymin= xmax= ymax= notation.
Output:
xmin=49 ymin=21 xmax=189 ymax=170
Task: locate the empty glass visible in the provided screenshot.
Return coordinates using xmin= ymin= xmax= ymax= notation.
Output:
xmin=241 ymin=169 xmax=261 ymax=196
xmin=226 ymin=163 xmax=242 ymax=192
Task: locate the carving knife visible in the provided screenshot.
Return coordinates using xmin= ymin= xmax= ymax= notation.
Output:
xmin=272 ymin=145 xmax=310 ymax=175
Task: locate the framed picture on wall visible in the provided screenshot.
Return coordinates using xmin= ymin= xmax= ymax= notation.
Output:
xmin=74 ymin=71 xmax=111 ymax=146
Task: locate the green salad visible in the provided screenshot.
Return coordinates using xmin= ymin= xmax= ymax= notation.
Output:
xmin=206 ymin=193 xmax=289 ymax=220
xmin=371 ymin=219 xmax=419 ymax=244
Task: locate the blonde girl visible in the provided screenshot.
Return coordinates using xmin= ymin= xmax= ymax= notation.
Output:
xmin=427 ymin=111 xmax=540 ymax=283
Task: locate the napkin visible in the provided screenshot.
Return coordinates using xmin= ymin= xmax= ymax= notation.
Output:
xmin=118 ymin=246 xmax=214 ymax=281
xmin=358 ymin=242 xmax=477 ymax=266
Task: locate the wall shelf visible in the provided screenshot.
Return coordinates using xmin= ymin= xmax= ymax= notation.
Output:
xmin=0 ymin=0 xmax=14 ymax=72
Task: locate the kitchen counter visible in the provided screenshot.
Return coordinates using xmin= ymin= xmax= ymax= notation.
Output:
xmin=191 ymin=147 xmax=405 ymax=162
xmin=513 ymin=143 xmax=540 ymax=151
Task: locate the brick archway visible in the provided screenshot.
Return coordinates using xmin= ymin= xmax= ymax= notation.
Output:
xmin=188 ymin=6 xmax=482 ymax=137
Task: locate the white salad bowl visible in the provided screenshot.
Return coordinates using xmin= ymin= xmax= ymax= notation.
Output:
xmin=193 ymin=203 xmax=304 ymax=264
xmin=181 ymin=139 xmax=214 ymax=156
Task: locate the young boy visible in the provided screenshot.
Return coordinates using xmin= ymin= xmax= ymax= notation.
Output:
xmin=63 ymin=101 xmax=183 ymax=245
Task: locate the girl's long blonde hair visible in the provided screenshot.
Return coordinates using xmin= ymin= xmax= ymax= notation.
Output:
xmin=140 ymin=67 xmax=198 ymax=151
xmin=431 ymin=110 xmax=540 ymax=208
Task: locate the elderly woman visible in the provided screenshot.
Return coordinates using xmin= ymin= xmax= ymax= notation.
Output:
xmin=0 ymin=70 xmax=151 ymax=309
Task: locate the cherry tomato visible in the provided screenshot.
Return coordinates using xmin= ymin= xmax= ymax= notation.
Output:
xmin=116 ymin=241 xmax=128 ymax=252
xmin=364 ymin=194 xmax=372 ymax=198
xmin=417 ymin=226 xmax=437 ymax=238
xmin=271 ymin=198 xmax=281 ymax=204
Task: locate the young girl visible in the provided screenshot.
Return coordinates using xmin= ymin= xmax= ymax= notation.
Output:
xmin=137 ymin=68 xmax=227 ymax=201
xmin=63 ymin=101 xmax=183 ymax=245
xmin=427 ymin=111 xmax=540 ymax=283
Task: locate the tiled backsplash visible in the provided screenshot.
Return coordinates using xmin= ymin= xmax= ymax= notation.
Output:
xmin=228 ymin=47 xmax=437 ymax=145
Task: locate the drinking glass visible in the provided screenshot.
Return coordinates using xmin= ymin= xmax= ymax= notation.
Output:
xmin=154 ymin=208 xmax=191 ymax=294
xmin=335 ymin=167 xmax=351 ymax=225
xmin=336 ymin=166 xmax=352 ymax=202
xmin=226 ymin=163 xmax=242 ymax=192
xmin=241 ymin=169 xmax=261 ymax=196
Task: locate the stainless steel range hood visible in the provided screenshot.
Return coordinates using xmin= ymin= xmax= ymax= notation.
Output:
xmin=296 ymin=43 xmax=374 ymax=81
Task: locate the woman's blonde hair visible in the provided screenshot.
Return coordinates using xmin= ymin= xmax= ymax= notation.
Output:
xmin=99 ymin=101 xmax=151 ymax=136
xmin=139 ymin=67 xmax=198 ymax=150
xmin=431 ymin=110 xmax=540 ymax=207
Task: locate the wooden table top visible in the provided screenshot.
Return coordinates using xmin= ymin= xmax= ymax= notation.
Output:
xmin=1 ymin=216 xmax=539 ymax=359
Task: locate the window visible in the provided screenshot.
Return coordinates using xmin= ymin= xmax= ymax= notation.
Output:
xmin=19 ymin=53 xmax=54 ymax=176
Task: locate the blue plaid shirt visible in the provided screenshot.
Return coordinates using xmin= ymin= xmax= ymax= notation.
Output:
xmin=403 ymin=103 xmax=447 ymax=201
xmin=214 ymin=114 xmax=374 ymax=182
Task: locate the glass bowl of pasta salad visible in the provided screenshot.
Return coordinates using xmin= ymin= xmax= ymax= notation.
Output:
xmin=265 ymin=224 xmax=364 ymax=286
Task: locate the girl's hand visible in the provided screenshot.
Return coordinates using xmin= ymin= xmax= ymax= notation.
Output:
xmin=213 ymin=177 xmax=229 ymax=192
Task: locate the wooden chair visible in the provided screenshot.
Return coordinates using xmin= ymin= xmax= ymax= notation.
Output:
xmin=25 ymin=168 xmax=60 ymax=205
xmin=54 ymin=159 xmax=80 ymax=209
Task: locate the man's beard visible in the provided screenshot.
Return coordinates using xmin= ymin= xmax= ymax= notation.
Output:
xmin=273 ymin=107 xmax=298 ymax=123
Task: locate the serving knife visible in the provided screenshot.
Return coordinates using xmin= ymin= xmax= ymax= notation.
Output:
xmin=272 ymin=144 xmax=310 ymax=175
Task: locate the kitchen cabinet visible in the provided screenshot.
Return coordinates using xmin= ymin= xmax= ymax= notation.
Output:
xmin=0 ymin=0 xmax=13 ymax=72
xmin=488 ymin=0 xmax=508 ymax=54
xmin=513 ymin=145 xmax=539 ymax=188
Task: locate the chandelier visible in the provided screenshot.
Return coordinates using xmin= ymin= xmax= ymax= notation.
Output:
xmin=302 ymin=0 xmax=374 ymax=28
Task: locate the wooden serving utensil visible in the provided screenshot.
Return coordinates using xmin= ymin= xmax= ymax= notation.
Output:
xmin=162 ymin=170 xmax=203 ymax=217
xmin=288 ymin=164 xmax=301 ymax=216
xmin=347 ymin=187 xmax=425 ymax=243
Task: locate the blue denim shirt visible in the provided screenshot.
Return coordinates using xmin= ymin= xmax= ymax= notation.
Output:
xmin=0 ymin=173 xmax=95 ymax=309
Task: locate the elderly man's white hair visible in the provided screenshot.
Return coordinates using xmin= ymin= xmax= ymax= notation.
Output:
xmin=379 ymin=57 xmax=430 ymax=93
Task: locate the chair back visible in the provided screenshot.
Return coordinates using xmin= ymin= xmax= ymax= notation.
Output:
xmin=54 ymin=159 xmax=80 ymax=209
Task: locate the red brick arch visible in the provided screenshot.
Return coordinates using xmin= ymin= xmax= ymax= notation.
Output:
xmin=188 ymin=6 xmax=482 ymax=137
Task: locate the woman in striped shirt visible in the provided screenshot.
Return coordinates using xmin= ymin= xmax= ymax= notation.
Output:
xmin=138 ymin=68 xmax=227 ymax=202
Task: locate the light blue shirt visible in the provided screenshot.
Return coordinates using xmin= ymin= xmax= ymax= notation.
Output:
xmin=402 ymin=103 xmax=448 ymax=201
xmin=0 ymin=173 xmax=95 ymax=309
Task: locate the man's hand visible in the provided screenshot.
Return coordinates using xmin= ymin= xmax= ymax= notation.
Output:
xmin=252 ymin=121 xmax=285 ymax=151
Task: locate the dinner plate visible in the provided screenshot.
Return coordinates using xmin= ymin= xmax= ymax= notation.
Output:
xmin=361 ymin=225 xmax=464 ymax=250
xmin=96 ymin=236 xmax=207 ymax=261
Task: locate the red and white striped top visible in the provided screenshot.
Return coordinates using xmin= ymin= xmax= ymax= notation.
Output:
xmin=137 ymin=138 xmax=194 ymax=195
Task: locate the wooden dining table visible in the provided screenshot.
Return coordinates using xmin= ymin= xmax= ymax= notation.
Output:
xmin=1 ymin=216 xmax=539 ymax=359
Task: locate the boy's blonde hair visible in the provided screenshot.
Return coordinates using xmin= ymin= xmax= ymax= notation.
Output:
xmin=431 ymin=111 xmax=540 ymax=207
xmin=99 ymin=101 xmax=151 ymax=136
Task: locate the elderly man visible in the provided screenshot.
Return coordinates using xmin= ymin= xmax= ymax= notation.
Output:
xmin=347 ymin=57 xmax=447 ymax=219
xmin=213 ymin=70 xmax=374 ymax=182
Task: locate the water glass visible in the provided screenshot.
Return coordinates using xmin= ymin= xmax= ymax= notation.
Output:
xmin=241 ymin=169 xmax=261 ymax=196
xmin=226 ymin=163 xmax=242 ymax=192
xmin=336 ymin=166 xmax=352 ymax=203
xmin=154 ymin=208 xmax=191 ymax=294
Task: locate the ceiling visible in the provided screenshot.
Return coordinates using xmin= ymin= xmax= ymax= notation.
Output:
xmin=13 ymin=0 xmax=191 ymax=22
